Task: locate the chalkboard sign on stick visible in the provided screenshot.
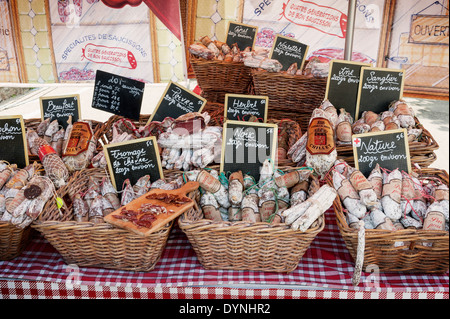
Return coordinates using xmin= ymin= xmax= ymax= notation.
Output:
xmin=220 ymin=120 xmax=277 ymax=181
xmin=224 ymin=94 xmax=268 ymax=122
xmin=225 ymin=21 xmax=258 ymax=51
xmin=270 ymin=35 xmax=309 ymax=71
xmin=356 ymin=67 xmax=404 ymax=120
xmin=147 ymin=81 xmax=207 ymax=124
xmin=40 ymin=94 xmax=81 ymax=129
xmin=352 ymin=128 xmax=411 ymax=177
xmin=324 ymin=60 xmax=371 ymax=120
xmin=91 ymin=70 xmax=145 ymax=120
xmin=0 ymin=115 xmax=29 ymax=168
xmin=103 ymin=136 xmax=163 ymax=191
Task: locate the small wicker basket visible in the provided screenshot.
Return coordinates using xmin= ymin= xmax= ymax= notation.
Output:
xmin=328 ymin=167 xmax=449 ymax=273
xmin=32 ymin=168 xmax=187 ymax=272
xmin=190 ymin=56 xmax=253 ymax=104
xmin=178 ymin=167 xmax=324 ymax=272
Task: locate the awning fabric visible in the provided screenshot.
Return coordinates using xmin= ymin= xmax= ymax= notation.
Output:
xmin=101 ymin=0 xmax=181 ymax=40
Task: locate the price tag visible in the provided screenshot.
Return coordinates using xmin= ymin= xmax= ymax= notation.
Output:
xmin=324 ymin=59 xmax=371 ymax=120
xmin=40 ymin=94 xmax=81 ymax=129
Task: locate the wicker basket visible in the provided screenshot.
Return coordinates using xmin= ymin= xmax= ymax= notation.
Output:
xmin=178 ymin=167 xmax=324 ymax=272
xmin=328 ymin=168 xmax=449 ymax=273
xmin=0 ymin=222 xmax=33 ymax=261
xmin=32 ymin=167 xmax=185 ymax=272
xmin=190 ymin=55 xmax=253 ymax=104
xmin=336 ymin=117 xmax=440 ymax=168
xmin=251 ymin=70 xmax=327 ymax=133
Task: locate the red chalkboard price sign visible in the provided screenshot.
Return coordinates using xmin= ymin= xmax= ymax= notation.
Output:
xmin=0 ymin=115 xmax=29 ymax=168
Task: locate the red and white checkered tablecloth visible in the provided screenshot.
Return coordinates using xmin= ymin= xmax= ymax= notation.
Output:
xmin=0 ymin=210 xmax=448 ymax=299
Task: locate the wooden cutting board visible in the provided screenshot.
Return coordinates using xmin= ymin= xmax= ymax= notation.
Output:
xmin=104 ymin=181 xmax=199 ymax=237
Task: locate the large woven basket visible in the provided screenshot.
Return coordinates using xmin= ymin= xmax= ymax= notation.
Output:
xmin=178 ymin=167 xmax=324 ymax=272
xmin=336 ymin=117 xmax=439 ymax=168
xmin=0 ymin=222 xmax=33 ymax=261
xmin=190 ymin=55 xmax=253 ymax=104
xmin=251 ymin=70 xmax=327 ymax=133
xmin=32 ymin=167 xmax=183 ymax=272
xmin=328 ymin=168 xmax=449 ymax=273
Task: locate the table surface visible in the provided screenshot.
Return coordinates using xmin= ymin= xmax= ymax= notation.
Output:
xmin=0 ymin=209 xmax=448 ymax=299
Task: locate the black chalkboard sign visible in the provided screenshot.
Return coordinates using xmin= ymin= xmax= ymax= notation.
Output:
xmin=148 ymin=81 xmax=206 ymax=123
xmin=324 ymin=60 xmax=371 ymax=120
xmin=40 ymin=94 xmax=81 ymax=129
xmin=356 ymin=67 xmax=404 ymax=120
xmin=270 ymin=35 xmax=309 ymax=71
xmin=0 ymin=115 xmax=28 ymax=168
xmin=91 ymin=70 xmax=145 ymax=120
xmin=224 ymin=94 xmax=268 ymax=122
xmin=220 ymin=120 xmax=277 ymax=181
xmin=103 ymin=136 xmax=164 ymax=191
xmin=352 ymin=128 xmax=411 ymax=177
xmin=225 ymin=22 xmax=258 ymax=51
